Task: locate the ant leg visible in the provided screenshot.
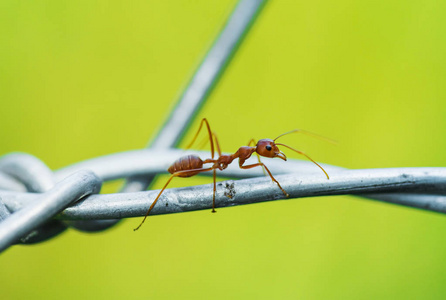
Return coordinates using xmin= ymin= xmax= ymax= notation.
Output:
xmin=134 ymin=166 xmax=215 ymax=231
xmin=247 ymin=138 xmax=256 ymax=147
xmin=212 ymin=168 xmax=217 ymax=213
xmin=201 ymin=161 xmax=218 ymax=212
xmin=240 ymin=162 xmax=289 ymax=198
xmin=196 ymin=134 xmax=211 ymax=150
xmin=185 ymin=118 xmax=215 ymax=159
xmin=196 ymin=131 xmax=222 ymax=156
xmin=134 ymin=173 xmax=177 ymax=231
xmin=254 ymin=153 xmax=267 ymax=176
xmin=212 ymin=132 xmax=222 ymax=156
xmin=247 ymin=138 xmax=267 ymax=176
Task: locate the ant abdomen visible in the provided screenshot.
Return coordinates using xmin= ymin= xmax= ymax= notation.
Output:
xmin=168 ymin=154 xmax=204 ymax=177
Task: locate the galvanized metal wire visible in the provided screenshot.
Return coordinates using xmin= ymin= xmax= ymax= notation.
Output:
xmin=1 ymin=149 xmax=446 ymax=246
xmin=0 ymin=0 xmax=268 ymax=252
xmin=1 ymin=0 xmax=445 ymax=254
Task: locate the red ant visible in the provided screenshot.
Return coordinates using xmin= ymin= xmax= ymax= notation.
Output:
xmin=134 ymin=118 xmax=330 ymax=231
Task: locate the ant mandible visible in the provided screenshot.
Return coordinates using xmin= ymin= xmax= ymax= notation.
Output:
xmin=134 ymin=118 xmax=330 ymax=231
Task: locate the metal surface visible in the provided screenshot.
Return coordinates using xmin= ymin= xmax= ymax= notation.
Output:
xmin=2 ymin=149 xmax=446 ymax=217
xmin=0 ymin=147 xmax=446 ymax=251
xmin=0 ymin=170 xmax=101 ymax=252
xmin=0 ymin=0 xmax=269 ymax=252
xmin=0 ymin=153 xmax=68 ymax=243
xmin=2 ymin=158 xmax=446 ymax=220
xmin=0 ymin=153 xmax=54 ymax=193
xmin=1 ymin=0 xmax=444 ymax=253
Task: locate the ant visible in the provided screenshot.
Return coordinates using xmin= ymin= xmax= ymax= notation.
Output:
xmin=134 ymin=118 xmax=330 ymax=231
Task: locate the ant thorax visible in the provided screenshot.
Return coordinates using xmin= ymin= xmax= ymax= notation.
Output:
xmin=217 ymin=154 xmax=234 ymax=170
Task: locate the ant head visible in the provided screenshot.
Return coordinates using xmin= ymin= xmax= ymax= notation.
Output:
xmin=255 ymin=139 xmax=287 ymax=161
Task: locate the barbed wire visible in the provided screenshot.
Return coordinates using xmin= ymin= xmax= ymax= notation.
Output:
xmin=0 ymin=0 xmax=268 ymax=253
xmin=1 ymin=147 xmax=446 ymax=252
xmin=2 ymin=0 xmax=445 ymax=254
xmin=4 ymin=152 xmax=446 ymax=220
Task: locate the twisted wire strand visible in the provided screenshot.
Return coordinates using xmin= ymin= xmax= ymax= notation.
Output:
xmin=0 ymin=0 xmax=269 ymax=253
xmin=0 ymin=147 xmax=445 ymax=253
xmin=2 ymin=149 xmax=446 ymax=219
xmin=2 ymin=0 xmax=443 ymax=253
xmin=0 ymin=153 xmax=69 ymax=244
xmin=0 ymin=170 xmax=101 ymax=252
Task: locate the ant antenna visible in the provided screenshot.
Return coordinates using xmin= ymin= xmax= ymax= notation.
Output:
xmin=274 ymin=129 xmax=337 ymax=145
xmin=275 ymin=143 xmax=330 ymax=179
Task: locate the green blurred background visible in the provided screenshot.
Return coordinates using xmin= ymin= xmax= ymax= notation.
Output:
xmin=1 ymin=0 xmax=446 ymax=299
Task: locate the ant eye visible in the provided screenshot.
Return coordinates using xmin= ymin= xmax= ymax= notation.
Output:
xmin=265 ymin=145 xmax=272 ymax=151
